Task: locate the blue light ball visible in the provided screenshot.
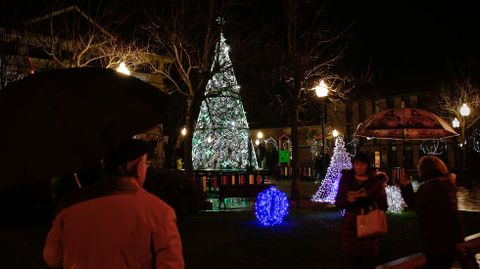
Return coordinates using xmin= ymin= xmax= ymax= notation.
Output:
xmin=255 ymin=186 xmax=289 ymax=226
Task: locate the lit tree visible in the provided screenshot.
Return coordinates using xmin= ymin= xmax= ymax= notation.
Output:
xmin=311 ymin=136 xmax=352 ymax=204
xmin=192 ymin=33 xmax=258 ymax=170
xmin=144 ymin=0 xmax=226 ymax=172
xmin=386 ymin=186 xmax=406 ymax=213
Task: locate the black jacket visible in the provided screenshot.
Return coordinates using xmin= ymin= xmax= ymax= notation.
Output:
xmin=401 ymin=174 xmax=464 ymax=253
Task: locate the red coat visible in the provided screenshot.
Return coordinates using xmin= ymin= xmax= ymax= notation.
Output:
xmin=43 ymin=178 xmax=184 ymax=269
xmin=335 ymin=170 xmax=388 ymax=256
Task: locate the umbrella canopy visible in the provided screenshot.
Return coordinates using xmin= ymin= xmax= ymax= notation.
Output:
xmin=355 ymin=107 xmax=458 ymax=140
xmin=0 ymin=68 xmax=169 ymax=187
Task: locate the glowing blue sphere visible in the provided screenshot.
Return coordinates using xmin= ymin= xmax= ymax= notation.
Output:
xmin=255 ymin=186 xmax=289 ymax=226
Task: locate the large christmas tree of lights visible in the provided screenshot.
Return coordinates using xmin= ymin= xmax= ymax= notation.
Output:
xmin=192 ymin=32 xmax=258 ymax=170
xmin=311 ymin=137 xmax=352 ymax=204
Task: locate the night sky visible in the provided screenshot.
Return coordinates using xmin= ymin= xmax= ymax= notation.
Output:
xmin=335 ymin=1 xmax=479 ymax=92
xmin=1 ymin=0 xmax=479 ymax=94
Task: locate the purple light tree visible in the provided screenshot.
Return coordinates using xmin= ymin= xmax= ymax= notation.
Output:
xmin=311 ymin=137 xmax=352 ymax=204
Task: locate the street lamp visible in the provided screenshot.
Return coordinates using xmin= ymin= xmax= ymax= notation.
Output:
xmin=180 ymin=127 xmax=187 ymax=136
xmin=452 ymin=117 xmax=460 ymax=128
xmin=460 ymin=103 xmax=471 ymax=117
xmin=257 ymin=131 xmax=264 ymax=139
xmin=313 ymin=79 xmax=329 ymax=178
xmin=314 ymin=80 xmax=329 ymax=98
xmin=459 ymin=103 xmax=471 ymax=186
xmin=332 ymin=129 xmax=339 ymax=138
xmin=116 ymin=62 xmax=131 ymax=76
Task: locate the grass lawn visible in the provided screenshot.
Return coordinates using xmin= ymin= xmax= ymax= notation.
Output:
xmin=2 ymin=208 xmax=479 ymax=269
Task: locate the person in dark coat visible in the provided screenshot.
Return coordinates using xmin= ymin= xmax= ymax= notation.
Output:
xmin=400 ymin=156 xmax=464 ymax=269
xmin=335 ymin=152 xmax=388 ymax=269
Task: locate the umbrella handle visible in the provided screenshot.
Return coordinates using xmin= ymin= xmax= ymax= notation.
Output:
xmin=73 ymin=173 xmax=82 ymax=189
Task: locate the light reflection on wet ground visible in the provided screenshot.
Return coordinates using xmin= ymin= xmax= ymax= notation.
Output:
xmin=457 ymin=186 xmax=480 ymax=212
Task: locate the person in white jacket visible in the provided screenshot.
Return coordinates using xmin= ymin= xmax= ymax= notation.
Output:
xmin=43 ymin=139 xmax=184 ymax=269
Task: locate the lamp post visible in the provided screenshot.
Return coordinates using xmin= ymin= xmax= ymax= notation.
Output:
xmin=459 ymin=103 xmax=471 ymax=186
xmin=179 ymin=127 xmax=187 ymax=170
xmin=116 ymin=62 xmax=131 ymax=76
xmin=314 ymin=80 xmax=329 ymax=177
xmin=332 ymin=129 xmax=339 ymax=138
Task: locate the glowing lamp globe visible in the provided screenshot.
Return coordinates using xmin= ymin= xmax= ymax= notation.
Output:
xmin=460 ymin=103 xmax=471 ymax=117
xmin=181 ymin=127 xmax=187 ymax=136
xmin=314 ymin=80 xmax=329 ymax=98
xmin=116 ymin=62 xmax=131 ymax=76
xmin=255 ymin=186 xmax=289 ymax=226
xmin=332 ymin=129 xmax=339 ymax=138
xmin=257 ymin=131 xmax=264 ymax=139
xmin=452 ymin=117 xmax=460 ymax=128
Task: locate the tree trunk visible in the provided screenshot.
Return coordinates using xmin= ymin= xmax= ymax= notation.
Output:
xmin=184 ymin=90 xmax=203 ymax=176
xmin=290 ymin=91 xmax=301 ymax=202
xmin=184 ymin=98 xmax=194 ymax=175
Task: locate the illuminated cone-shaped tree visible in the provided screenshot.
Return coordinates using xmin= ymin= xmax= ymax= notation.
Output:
xmin=192 ymin=33 xmax=258 ymax=170
xmin=311 ymin=137 xmax=352 ymax=204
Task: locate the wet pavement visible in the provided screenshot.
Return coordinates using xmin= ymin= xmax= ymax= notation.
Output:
xmin=458 ymin=186 xmax=480 ymax=212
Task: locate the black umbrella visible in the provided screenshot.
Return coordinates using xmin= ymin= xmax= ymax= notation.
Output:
xmin=0 ymin=68 xmax=169 ymax=188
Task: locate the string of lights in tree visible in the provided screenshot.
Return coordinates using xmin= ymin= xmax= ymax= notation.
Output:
xmin=420 ymin=139 xmax=446 ymax=155
xmin=309 ymin=139 xmax=320 ymax=159
xmin=255 ymin=186 xmax=289 ymax=226
xmin=469 ymin=128 xmax=480 ymax=153
xmin=263 ymin=137 xmax=278 ymax=150
xmin=346 ymin=138 xmax=359 ymax=157
xmin=311 ymin=137 xmax=352 ymax=204
xmin=192 ymin=32 xmax=258 ymax=170
xmin=386 ymin=185 xmax=407 ymax=213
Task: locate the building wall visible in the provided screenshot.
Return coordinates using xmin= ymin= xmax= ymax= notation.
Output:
xmin=252 ymin=93 xmax=458 ymax=175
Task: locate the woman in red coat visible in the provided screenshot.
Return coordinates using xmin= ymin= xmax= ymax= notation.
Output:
xmin=335 ymin=153 xmax=388 ymax=269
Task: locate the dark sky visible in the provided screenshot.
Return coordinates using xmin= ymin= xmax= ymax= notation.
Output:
xmin=1 ymin=0 xmax=478 ymax=93
xmin=334 ymin=1 xmax=480 ymax=92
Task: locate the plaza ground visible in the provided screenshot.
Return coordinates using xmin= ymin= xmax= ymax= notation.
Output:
xmin=2 ymin=207 xmax=480 ymax=269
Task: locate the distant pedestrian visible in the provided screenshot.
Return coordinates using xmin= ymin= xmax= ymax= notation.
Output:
xmin=44 ymin=139 xmax=184 ymax=269
xmin=400 ymin=156 xmax=464 ymax=269
xmin=335 ymin=152 xmax=388 ymax=269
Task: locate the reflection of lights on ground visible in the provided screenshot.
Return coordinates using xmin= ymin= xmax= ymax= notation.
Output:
xmin=457 ymin=186 xmax=480 ymax=212
xmin=204 ymin=198 xmax=250 ymax=212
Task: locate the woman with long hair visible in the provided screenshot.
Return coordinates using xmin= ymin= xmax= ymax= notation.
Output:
xmin=400 ymin=155 xmax=464 ymax=269
xmin=335 ymin=152 xmax=388 ymax=269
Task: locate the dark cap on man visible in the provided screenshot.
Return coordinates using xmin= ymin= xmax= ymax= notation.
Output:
xmin=104 ymin=139 xmax=151 ymax=169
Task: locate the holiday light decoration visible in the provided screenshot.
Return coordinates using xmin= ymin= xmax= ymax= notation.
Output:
xmin=309 ymin=139 xmax=320 ymax=159
xmin=264 ymin=137 xmax=278 ymax=150
xmin=311 ymin=137 xmax=352 ymax=204
xmin=255 ymin=186 xmax=289 ymax=226
xmin=420 ymin=139 xmax=446 ymax=155
xmin=346 ymin=138 xmax=359 ymax=157
xmin=386 ymin=185 xmax=407 ymax=213
xmin=470 ymin=128 xmax=480 ymax=153
xmin=192 ymin=32 xmax=258 ymax=170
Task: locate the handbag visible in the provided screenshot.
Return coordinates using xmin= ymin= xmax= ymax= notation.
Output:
xmin=356 ymin=206 xmax=388 ymax=238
